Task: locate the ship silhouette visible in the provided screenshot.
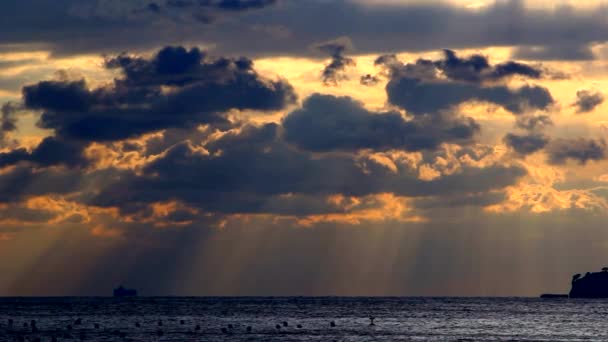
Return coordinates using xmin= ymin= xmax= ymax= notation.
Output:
xmin=113 ymin=285 xmax=137 ymax=297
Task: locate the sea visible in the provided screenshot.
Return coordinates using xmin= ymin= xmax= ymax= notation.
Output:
xmin=1 ymin=297 xmax=607 ymax=341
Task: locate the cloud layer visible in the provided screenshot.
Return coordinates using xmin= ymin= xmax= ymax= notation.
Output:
xmin=2 ymin=1 xmax=608 ymax=297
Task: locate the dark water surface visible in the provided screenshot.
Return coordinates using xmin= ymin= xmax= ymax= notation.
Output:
xmin=1 ymin=297 xmax=607 ymax=341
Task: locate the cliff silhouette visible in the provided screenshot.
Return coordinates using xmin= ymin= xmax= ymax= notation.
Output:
xmin=569 ymin=268 xmax=608 ymax=298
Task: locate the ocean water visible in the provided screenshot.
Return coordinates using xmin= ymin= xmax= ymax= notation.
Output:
xmin=1 ymin=297 xmax=607 ymax=341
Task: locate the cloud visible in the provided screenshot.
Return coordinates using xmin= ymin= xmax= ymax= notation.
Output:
xmin=547 ymin=138 xmax=607 ymax=165
xmin=23 ymin=79 xmax=93 ymax=113
xmin=209 ymin=0 xmax=277 ymax=11
xmin=412 ymin=192 xmax=507 ymax=210
xmin=387 ymin=77 xmax=553 ymax=116
xmin=315 ymin=37 xmax=356 ymax=86
xmin=504 ymin=133 xmax=549 ymax=155
xmin=0 ymin=45 xmax=298 ymax=183
xmin=379 ymin=52 xmax=554 ymax=116
xmin=179 ymin=1 xmax=608 ymax=59
xmin=4 ymin=1 xmax=608 ymax=299
xmin=0 ymin=137 xmax=88 ymax=168
xmin=108 ymin=45 xmax=206 ymax=81
xmin=513 ymin=44 xmax=595 ymax=61
xmin=0 ymin=102 xmax=19 ymax=144
xmin=436 ymin=49 xmax=542 ymax=84
xmin=515 ymin=114 xmax=553 ymax=131
xmin=22 ymin=46 xmax=296 ymax=142
xmin=0 ymin=46 xmax=529 ymax=225
xmin=0 ymin=167 xmax=83 ymax=203
xmin=282 ymin=93 xmax=479 ymax=152
xmin=74 ymin=0 xmax=279 ymax=26
xmin=0 ymin=204 xmax=58 ymax=224
xmin=161 ymin=0 xmax=277 ymax=11
xmin=1 ymin=0 xmax=608 ymax=59
xmin=573 ymin=90 xmax=604 ymax=114
xmin=360 ymin=74 xmax=380 ymax=86
xmin=86 ymin=121 xmax=525 ymax=218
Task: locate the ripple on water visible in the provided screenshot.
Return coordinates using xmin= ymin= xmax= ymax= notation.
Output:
xmin=1 ymin=297 xmax=608 ymax=341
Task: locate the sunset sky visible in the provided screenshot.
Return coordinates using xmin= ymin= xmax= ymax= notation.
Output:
xmin=2 ymin=0 xmax=608 ymax=296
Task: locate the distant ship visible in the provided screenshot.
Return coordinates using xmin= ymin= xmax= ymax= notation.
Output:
xmin=113 ymin=285 xmax=137 ymax=297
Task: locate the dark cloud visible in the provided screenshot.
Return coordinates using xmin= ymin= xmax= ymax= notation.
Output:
xmin=211 ymin=0 xmax=277 ymax=11
xmin=7 ymin=48 xmax=527 ymax=220
xmin=413 ymin=192 xmax=507 ymax=210
xmin=515 ymin=114 xmax=553 ymax=131
xmin=0 ymin=148 xmax=28 ymax=167
xmin=0 ymin=102 xmax=19 ymax=145
xmin=547 ymin=138 xmax=607 ymax=165
xmin=376 ymin=52 xmax=553 ymax=117
xmin=375 ymin=54 xmax=434 ymax=80
xmin=0 ymin=45 xmax=296 ymax=180
xmin=315 ymin=38 xmax=356 ymax=86
xmin=573 ymin=90 xmax=604 ymax=114
xmin=147 ymin=3 xmax=161 ymax=13
xmin=103 ymin=46 xmax=206 ymax=86
xmin=490 ymin=61 xmax=543 ymax=81
xmin=23 ymin=79 xmax=93 ymax=113
xmin=163 ymin=0 xmax=277 ymax=11
xmin=385 ymin=70 xmax=554 ymax=116
xmin=374 ymin=54 xmax=402 ymax=69
xmin=22 ymin=46 xmax=296 ymax=142
xmin=282 ymin=94 xmax=479 ymax=152
xmin=24 ymin=137 xmax=87 ymax=167
xmin=140 ymin=0 xmax=279 ymax=26
xmin=436 ymin=49 xmax=489 ymax=82
xmin=436 ymin=49 xmax=542 ymax=83
xmin=0 ymin=167 xmax=83 ymax=203
xmin=87 ymin=122 xmax=525 ymax=216
xmin=360 ymin=74 xmax=380 ymax=87
xmin=104 ymin=45 xmax=215 ymax=75
xmin=504 ymin=133 xmax=549 ymax=155
xmin=1 ymin=103 xmax=18 ymax=132
xmin=189 ymin=1 xmax=608 ymax=60
xmin=0 ymin=137 xmax=87 ymax=169
xmin=0 ymin=204 xmax=57 ymax=223
xmin=513 ymin=44 xmax=595 ymax=61
xmin=2 ymin=1 xmax=608 ymax=59
xmin=3 ymin=0 xmax=608 ymax=299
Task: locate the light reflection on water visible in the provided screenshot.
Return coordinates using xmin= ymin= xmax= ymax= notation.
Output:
xmin=1 ymin=297 xmax=607 ymax=341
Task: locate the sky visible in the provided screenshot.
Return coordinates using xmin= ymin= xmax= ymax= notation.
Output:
xmin=2 ymin=0 xmax=608 ymax=296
